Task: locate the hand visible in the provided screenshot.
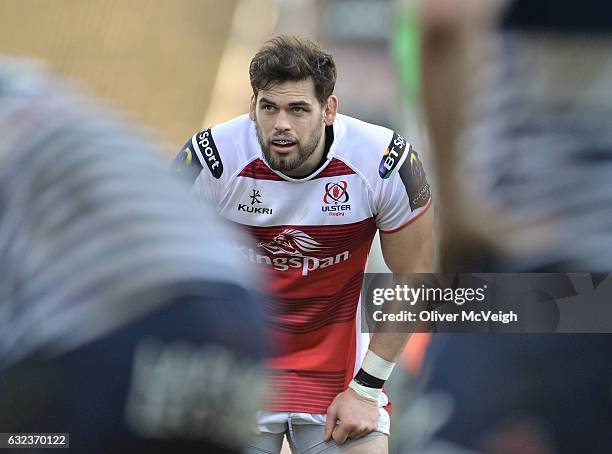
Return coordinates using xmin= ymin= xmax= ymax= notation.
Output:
xmin=323 ymin=387 xmax=379 ymax=445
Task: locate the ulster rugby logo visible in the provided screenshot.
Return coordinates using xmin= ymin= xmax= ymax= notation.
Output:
xmin=258 ymin=229 xmax=324 ymax=256
xmin=323 ymin=181 xmax=349 ymax=204
xmin=322 ymin=181 xmax=351 ymax=216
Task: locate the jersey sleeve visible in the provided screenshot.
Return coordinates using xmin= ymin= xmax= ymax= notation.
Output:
xmin=374 ymin=132 xmax=432 ymax=233
xmin=172 ymin=128 xmax=225 ymax=206
xmin=172 ymin=137 xmax=203 ymax=182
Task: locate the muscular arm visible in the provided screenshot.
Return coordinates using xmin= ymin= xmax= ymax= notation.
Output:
xmin=380 ymin=205 xmax=434 ymax=273
xmin=370 ymin=206 xmax=434 ymax=360
xmin=324 ymin=207 xmax=434 ymax=445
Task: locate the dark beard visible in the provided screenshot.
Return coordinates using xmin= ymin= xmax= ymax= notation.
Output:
xmin=255 ymin=123 xmax=323 ymax=173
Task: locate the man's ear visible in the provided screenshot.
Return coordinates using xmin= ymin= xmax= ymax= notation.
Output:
xmin=323 ymin=95 xmax=338 ymax=126
xmin=249 ymin=94 xmax=256 ymax=121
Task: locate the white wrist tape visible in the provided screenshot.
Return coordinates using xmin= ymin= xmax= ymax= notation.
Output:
xmin=361 ymin=350 xmax=396 ymax=381
xmin=348 ymin=379 xmax=381 ymax=401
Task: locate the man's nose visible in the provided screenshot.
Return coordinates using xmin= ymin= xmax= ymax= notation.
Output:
xmin=274 ymin=110 xmax=291 ymax=132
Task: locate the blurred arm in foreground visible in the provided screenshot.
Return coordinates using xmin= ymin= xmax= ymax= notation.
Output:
xmin=0 ymin=58 xmax=264 ymax=454
xmin=420 ymin=0 xmax=509 ymax=271
xmin=412 ymin=1 xmax=612 ymax=453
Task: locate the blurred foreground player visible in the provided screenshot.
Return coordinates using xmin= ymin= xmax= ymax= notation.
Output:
xmin=175 ymin=36 xmax=434 ymax=453
xmin=414 ymin=0 xmax=612 ymax=453
xmin=0 ymin=59 xmax=264 ymax=453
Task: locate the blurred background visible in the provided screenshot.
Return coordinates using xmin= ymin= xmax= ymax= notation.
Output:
xmin=0 ymin=0 xmax=428 ymax=452
xmin=0 ymin=0 xmax=424 ymax=161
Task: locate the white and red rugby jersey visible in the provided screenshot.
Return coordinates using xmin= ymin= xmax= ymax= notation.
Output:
xmin=176 ymin=113 xmax=431 ymax=414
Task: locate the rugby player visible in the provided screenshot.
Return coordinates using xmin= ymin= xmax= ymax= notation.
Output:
xmin=174 ymin=36 xmax=434 ymax=453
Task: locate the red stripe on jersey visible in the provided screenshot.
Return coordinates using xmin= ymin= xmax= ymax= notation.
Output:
xmin=264 ymin=370 xmax=346 ymax=414
xmin=264 ymin=273 xmax=363 ymax=334
xmin=238 ymin=158 xmax=284 ymax=181
xmin=313 ymin=158 xmax=355 ymax=179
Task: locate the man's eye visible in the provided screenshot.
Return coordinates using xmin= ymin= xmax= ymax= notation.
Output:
xmin=263 ymin=105 xmax=276 ymax=112
xmin=292 ymin=107 xmax=305 ymax=113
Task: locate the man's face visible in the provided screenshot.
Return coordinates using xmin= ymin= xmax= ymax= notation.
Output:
xmin=250 ymin=78 xmax=335 ymax=176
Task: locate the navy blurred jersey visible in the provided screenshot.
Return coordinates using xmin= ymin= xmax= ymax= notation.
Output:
xmin=418 ymin=3 xmax=612 ymax=454
xmin=459 ymin=0 xmax=612 ymax=271
xmin=0 ymin=59 xmax=264 ymax=453
xmin=502 ymin=0 xmax=612 ymax=32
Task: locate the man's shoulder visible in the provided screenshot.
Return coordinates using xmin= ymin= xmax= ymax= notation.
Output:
xmin=336 ymin=113 xmax=392 ymax=141
xmin=207 ymin=113 xmax=253 ymax=145
xmin=333 ymin=113 xmax=412 ymax=182
xmin=184 ymin=114 xmax=258 ymax=181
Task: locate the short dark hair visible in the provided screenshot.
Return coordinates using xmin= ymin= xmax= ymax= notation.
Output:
xmin=249 ymin=35 xmax=337 ymax=105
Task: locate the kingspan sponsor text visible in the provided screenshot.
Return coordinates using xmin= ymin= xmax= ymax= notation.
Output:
xmin=236 ymin=245 xmax=350 ymax=276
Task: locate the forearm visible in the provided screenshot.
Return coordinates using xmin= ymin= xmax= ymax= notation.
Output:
xmin=347 ymin=332 xmax=409 ymax=402
xmin=352 ymin=272 xmax=420 ymax=393
xmin=381 ymin=207 xmax=434 ymax=273
xmin=368 ymin=332 xmax=411 ymax=363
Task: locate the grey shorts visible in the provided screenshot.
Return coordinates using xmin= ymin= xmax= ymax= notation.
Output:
xmin=245 ymin=413 xmax=387 ymax=454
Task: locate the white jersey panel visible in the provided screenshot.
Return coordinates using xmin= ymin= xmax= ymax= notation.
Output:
xmin=332 ymin=114 xmax=432 ymax=233
xmin=219 ymin=173 xmax=373 ymax=227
